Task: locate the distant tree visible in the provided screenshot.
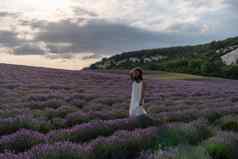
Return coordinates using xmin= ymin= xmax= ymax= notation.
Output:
xmin=201 ymin=61 xmax=213 ymax=75
xmin=188 ymin=59 xmax=203 ymax=74
xmin=224 ymin=65 xmax=238 ymax=79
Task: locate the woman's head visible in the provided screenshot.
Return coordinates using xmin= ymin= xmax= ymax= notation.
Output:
xmin=129 ymin=67 xmax=143 ymax=82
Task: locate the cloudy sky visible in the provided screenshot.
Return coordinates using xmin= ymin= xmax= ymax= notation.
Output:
xmin=0 ymin=0 xmax=237 ymax=69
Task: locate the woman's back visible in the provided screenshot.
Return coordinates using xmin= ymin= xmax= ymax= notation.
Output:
xmin=131 ymin=81 xmax=142 ymax=105
xmin=130 ymin=81 xmax=147 ymax=117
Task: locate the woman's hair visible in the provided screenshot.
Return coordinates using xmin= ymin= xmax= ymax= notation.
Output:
xmin=130 ymin=67 xmax=143 ymax=82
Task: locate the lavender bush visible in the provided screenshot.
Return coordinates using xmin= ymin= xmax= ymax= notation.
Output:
xmin=138 ymin=146 xmax=210 ymax=159
xmin=0 ymin=127 xmax=159 ymax=159
xmin=0 ymin=129 xmax=46 ymax=153
xmin=0 ymin=115 xmax=52 ymax=135
xmin=203 ymin=131 xmax=238 ymax=159
xmin=1 ymin=64 xmax=238 ymax=158
xmin=47 ymin=117 xmax=155 ymax=143
xmin=214 ymin=115 xmax=238 ymax=132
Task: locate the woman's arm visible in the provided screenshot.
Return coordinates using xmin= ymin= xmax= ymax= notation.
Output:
xmin=140 ymin=81 xmax=145 ymax=106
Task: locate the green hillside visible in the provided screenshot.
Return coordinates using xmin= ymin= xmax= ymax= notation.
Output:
xmin=90 ymin=36 xmax=238 ymax=79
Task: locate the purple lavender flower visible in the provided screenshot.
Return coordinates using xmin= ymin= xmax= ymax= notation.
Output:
xmin=0 ymin=129 xmax=46 ymax=153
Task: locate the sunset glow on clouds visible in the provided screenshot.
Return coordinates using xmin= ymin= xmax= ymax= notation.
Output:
xmin=0 ymin=0 xmax=237 ymax=69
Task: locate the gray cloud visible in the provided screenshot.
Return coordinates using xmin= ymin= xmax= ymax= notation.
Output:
xmin=13 ymin=42 xmax=47 ymax=55
xmin=0 ymin=0 xmax=238 ymax=59
xmin=81 ymin=54 xmax=97 ymax=60
xmin=0 ymin=31 xmax=21 ymax=47
xmin=198 ymin=0 xmax=238 ymax=38
xmin=226 ymin=0 xmax=238 ymax=14
xmin=73 ymin=7 xmax=98 ymax=17
xmin=1 ymin=17 xmax=229 ymax=57
xmin=166 ymin=23 xmax=204 ymax=33
xmin=35 ymin=19 xmax=165 ymax=54
xmin=0 ymin=30 xmax=48 ymax=55
xmin=227 ymin=0 xmax=238 ymax=6
xmin=32 ymin=18 xmax=215 ymax=56
xmin=0 ymin=11 xmax=18 ymax=18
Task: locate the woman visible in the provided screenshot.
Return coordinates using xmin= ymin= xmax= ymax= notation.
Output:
xmin=129 ymin=67 xmax=148 ymax=117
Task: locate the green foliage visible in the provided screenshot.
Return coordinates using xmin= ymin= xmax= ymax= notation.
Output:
xmin=223 ymin=65 xmax=238 ymax=79
xmin=156 ymin=120 xmax=213 ymax=148
xmin=157 ymin=128 xmax=188 ymax=147
xmin=206 ymin=112 xmax=223 ymax=124
xmin=139 ymin=145 xmax=210 ymax=159
xmin=185 ymin=125 xmax=213 ymax=145
xmin=215 ymin=115 xmax=238 ymax=132
xmin=206 ymin=143 xmax=231 ymax=159
xmin=221 ymin=121 xmax=238 ymax=132
xmin=90 ymin=36 xmax=238 ymax=79
xmin=176 ymin=146 xmax=210 ymax=159
xmin=204 ymin=131 xmax=238 ymax=159
xmin=187 ymin=59 xmax=204 ymax=74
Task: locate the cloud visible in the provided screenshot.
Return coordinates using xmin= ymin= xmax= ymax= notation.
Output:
xmin=72 ymin=7 xmax=98 ymax=17
xmin=0 ymin=0 xmax=237 ymax=60
xmin=225 ymin=0 xmax=238 ymax=15
xmin=226 ymin=0 xmax=238 ymax=7
xmin=166 ymin=23 xmax=205 ymax=33
xmin=45 ymin=53 xmax=75 ymax=59
xmin=31 ymin=17 xmax=218 ymax=56
xmin=34 ymin=19 xmax=152 ymax=54
xmin=69 ymin=0 xmax=226 ymax=32
xmin=0 ymin=11 xmax=18 ymax=18
xmin=81 ymin=54 xmax=98 ymax=60
xmin=13 ymin=42 xmax=49 ymax=55
xmin=0 ymin=31 xmax=21 ymax=47
xmin=32 ymin=19 xmax=179 ymax=55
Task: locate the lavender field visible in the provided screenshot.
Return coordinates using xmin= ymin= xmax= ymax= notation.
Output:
xmin=1 ymin=64 xmax=238 ymax=159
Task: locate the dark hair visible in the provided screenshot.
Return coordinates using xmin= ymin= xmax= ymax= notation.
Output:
xmin=130 ymin=67 xmax=143 ymax=82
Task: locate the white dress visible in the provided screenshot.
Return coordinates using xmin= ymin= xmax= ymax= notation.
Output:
xmin=129 ymin=81 xmax=147 ymax=117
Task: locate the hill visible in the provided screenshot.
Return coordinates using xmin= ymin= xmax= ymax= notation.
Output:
xmin=90 ymin=36 xmax=238 ymax=79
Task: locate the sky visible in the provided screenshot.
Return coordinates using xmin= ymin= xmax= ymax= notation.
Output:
xmin=0 ymin=0 xmax=238 ymax=70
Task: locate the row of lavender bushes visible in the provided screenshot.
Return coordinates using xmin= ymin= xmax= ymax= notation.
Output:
xmin=138 ymin=131 xmax=238 ymax=159
xmin=138 ymin=115 xmax=238 ymax=159
xmin=0 ymin=127 xmax=159 ymax=159
xmin=2 ymin=103 xmax=238 ymax=137
xmin=0 ymin=118 xmax=213 ymax=156
xmin=0 ymin=116 xmax=156 ymax=153
xmin=0 ymin=109 xmax=127 ymax=135
xmin=2 ymin=111 xmax=238 ymax=158
xmin=2 ymin=104 xmax=238 ymax=136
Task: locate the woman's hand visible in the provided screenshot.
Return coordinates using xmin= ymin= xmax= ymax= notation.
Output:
xmin=139 ymin=100 xmax=144 ymax=106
